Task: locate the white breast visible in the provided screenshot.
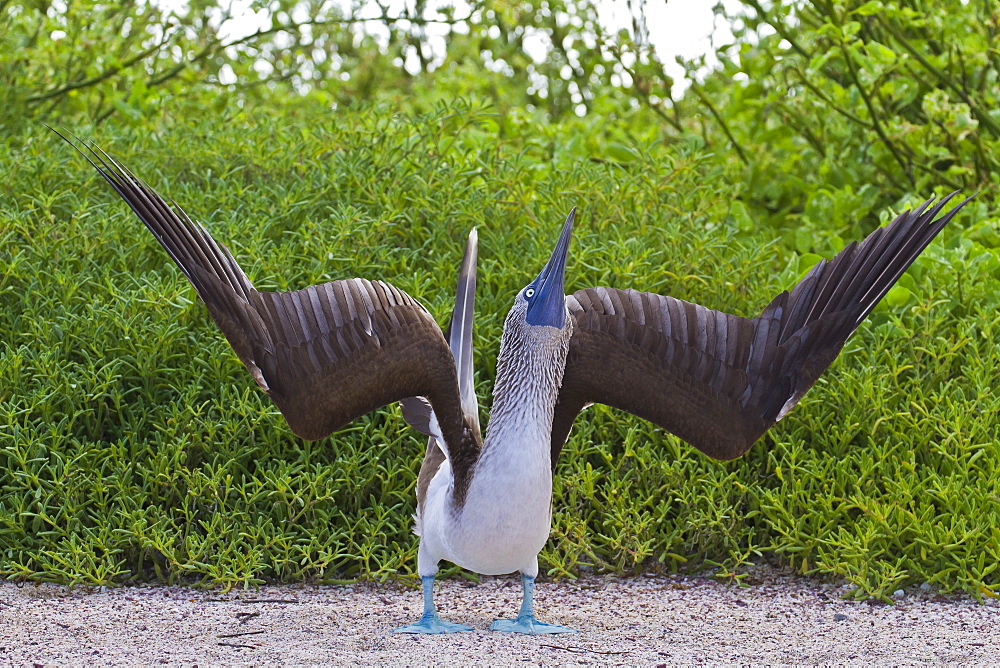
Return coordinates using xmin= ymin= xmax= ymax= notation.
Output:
xmin=417 ymin=398 xmax=557 ymax=576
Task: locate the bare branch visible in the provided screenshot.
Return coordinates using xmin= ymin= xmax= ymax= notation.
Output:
xmin=27 ymin=33 xmax=174 ymax=103
xmin=838 ymin=38 xmax=914 ymax=185
xmin=877 ymin=15 xmax=1000 ymax=138
xmin=689 ymin=84 xmax=750 ymax=165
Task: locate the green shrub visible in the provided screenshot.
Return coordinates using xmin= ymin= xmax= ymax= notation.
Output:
xmin=1 ymin=102 xmax=995 ymax=599
xmin=679 ymin=1 xmax=999 ymax=232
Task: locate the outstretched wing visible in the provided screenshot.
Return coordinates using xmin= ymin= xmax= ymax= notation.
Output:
xmin=63 ymin=134 xmax=477 ymax=472
xmin=551 ymin=194 xmax=971 ymax=464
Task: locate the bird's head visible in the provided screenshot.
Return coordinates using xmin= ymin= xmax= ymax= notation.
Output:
xmin=502 ymin=208 xmax=575 ymax=349
xmin=492 ymin=208 xmax=576 ymax=408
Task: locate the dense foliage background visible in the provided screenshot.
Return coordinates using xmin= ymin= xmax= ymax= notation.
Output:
xmin=1 ymin=0 xmax=997 ymax=599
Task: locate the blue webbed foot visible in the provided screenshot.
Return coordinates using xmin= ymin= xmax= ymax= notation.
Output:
xmin=394 ymin=611 xmax=473 ymax=634
xmin=492 ymin=573 xmax=578 ymax=634
xmin=394 ymin=574 xmax=473 ymax=633
xmin=490 ymin=614 xmax=577 ymax=634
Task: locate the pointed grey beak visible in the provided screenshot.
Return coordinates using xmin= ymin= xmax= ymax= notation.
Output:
xmin=525 ymin=207 xmax=575 ymax=327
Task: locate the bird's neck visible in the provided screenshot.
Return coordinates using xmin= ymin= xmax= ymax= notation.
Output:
xmin=481 ymin=325 xmax=570 ymax=467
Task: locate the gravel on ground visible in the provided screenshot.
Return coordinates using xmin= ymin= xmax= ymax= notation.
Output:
xmin=2 ymin=571 xmax=998 ymax=665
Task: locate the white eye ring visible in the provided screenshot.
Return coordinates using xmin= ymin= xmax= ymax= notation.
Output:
xmin=524 ymin=288 xmax=535 ymax=298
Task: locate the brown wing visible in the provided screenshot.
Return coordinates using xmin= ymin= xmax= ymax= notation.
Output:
xmin=64 ymin=135 xmax=479 ymax=483
xmin=551 ymin=193 xmax=971 ymax=465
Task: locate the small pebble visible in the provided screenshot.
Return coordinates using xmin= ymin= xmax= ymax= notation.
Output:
xmin=3 ymin=575 xmax=998 ymax=663
xmin=893 ymin=589 xmax=905 ymax=598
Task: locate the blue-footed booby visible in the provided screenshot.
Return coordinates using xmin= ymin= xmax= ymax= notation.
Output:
xmin=61 ymin=133 xmax=970 ymax=635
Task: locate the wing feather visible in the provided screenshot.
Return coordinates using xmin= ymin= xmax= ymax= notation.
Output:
xmin=63 ymin=135 xmax=478 ymax=485
xmin=552 ymin=194 xmax=972 ymax=465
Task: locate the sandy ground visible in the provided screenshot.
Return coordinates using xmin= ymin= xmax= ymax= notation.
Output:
xmin=2 ymin=572 xmax=998 ymax=665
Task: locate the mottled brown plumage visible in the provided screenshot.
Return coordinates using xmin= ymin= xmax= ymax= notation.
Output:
xmin=551 ymin=193 xmax=971 ymax=465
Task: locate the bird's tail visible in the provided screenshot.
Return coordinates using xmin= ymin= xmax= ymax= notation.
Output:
xmin=450 ymin=228 xmax=480 ymax=436
xmin=401 ymin=228 xmax=480 ymax=441
xmin=406 ymin=229 xmax=479 ymax=527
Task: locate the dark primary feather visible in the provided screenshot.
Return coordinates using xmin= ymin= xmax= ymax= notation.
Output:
xmin=61 ymin=134 xmax=480 ymax=491
xmin=551 ymin=193 xmax=972 ymax=465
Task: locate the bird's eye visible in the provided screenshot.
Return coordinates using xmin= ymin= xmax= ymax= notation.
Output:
xmin=524 ymin=288 xmax=535 ymax=299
